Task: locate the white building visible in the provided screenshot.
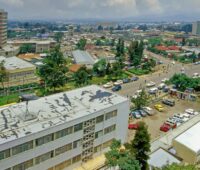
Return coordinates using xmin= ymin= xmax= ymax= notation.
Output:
xmin=0 ymin=85 xmax=129 ymax=170
xmin=173 ymin=122 xmax=200 ymax=164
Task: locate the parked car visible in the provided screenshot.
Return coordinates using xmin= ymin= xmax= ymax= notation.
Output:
xmin=158 ymin=83 xmax=166 ymax=90
xmin=142 ymin=107 xmax=154 ymax=116
xmin=114 ymin=80 xmax=123 ymax=86
xmin=128 ymin=123 xmax=139 ymax=130
xmin=162 ymin=99 xmax=175 ymax=107
xmin=130 ymin=77 xmax=139 ymax=81
xmin=146 ymin=81 xmax=156 ymax=87
xmin=149 ymin=87 xmax=158 ymax=94
xmin=163 ymin=86 xmax=170 ymax=93
xmin=160 ymin=123 xmax=171 ymax=132
xmin=138 ymin=110 xmax=147 ymax=117
xmin=154 ymin=104 xmax=164 ymax=112
xmin=112 ymin=85 xmax=122 ymax=92
xmin=182 ymin=113 xmax=191 ymax=119
xmin=185 ymin=109 xmax=195 ymax=116
xmin=103 ymin=82 xmax=113 ymax=88
xmin=123 ymin=78 xmax=130 ymax=84
xmin=131 ymin=110 xmax=141 ymax=119
xmin=165 ymin=120 xmax=177 ymax=128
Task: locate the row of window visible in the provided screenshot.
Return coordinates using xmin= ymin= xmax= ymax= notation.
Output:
xmin=95 ymin=124 xmax=116 ymax=139
xmin=0 ymin=110 xmax=117 ymax=161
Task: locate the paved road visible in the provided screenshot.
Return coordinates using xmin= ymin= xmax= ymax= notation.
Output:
xmin=117 ymin=50 xmax=200 ymax=97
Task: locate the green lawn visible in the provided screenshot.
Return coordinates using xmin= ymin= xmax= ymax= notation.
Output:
xmin=128 ymin=68 xmax=150 ymax=75
xmin=0 ymin=94 xmax=19 ymax=106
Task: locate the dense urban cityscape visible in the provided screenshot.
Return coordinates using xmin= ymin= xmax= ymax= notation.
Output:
xmin=0 ymin=1 xmax=200 ymax=170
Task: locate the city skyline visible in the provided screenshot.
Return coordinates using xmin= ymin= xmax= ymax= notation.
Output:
xmin=0 ymin=0 xmax=200 ymax=21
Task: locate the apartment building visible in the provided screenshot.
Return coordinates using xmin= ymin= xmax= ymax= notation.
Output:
xmin=0 ymin=85 xmax=129 ymax=170
xmin=0 ymin=9 xmax=7 ymax=48
xmin=0 ymin=56 xmax=37 ymax=87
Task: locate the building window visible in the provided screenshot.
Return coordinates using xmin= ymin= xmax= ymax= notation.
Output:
xmin=55 ymin=143 xmax=72 ymax=156
xmin=103 ymin=139 xmax=114 ymax=149
xmin=72 ymin=154 xmax=81 ymax=163
xmin=105 ymin=110 xmax=117 ymax=120
xmin=55 ymin=126 xmax=73 ymax=139
xmin=95 ymin=130 xmax=103 ymax=139
xmin=104 ymin=125 xmax=116 ymax=135
xmin=74 ymin=123 xmax=83 ymax=132
xmin=73 ymin=139 xmax=82 ymax=149
xmin=0 ymin=149 xmax=10 ymax=160
xmin=36 ymin=134 xmax=53 ymax=146
xmin=35 ymin=151 xmax=54 ymax=165
xmin=55 ymin=159 xmax=71 ymax=170
xmin=12 ymin=141 xmax=33 ymax=155
xmin=13 ymin=159 xmax=33 ymax=170
xmin=94 ymin=145 xmax=102 ymax=153
xmin=96 ymin=115 xmax=104 ymax=123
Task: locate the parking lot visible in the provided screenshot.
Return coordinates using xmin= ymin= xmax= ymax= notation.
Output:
xmin=127 ymin=96 xmax=200 ymax=142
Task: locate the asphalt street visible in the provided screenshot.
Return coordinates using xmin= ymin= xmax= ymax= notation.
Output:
xmin=117 ymin=50 xmax=200 ymax=97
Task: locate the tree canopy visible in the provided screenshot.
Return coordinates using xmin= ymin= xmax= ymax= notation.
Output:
xmin=0 ymin=61 xmax=7 ymax=89
xmin=73 ymin=66 xmax=92 ymax=87
xmin=154 ymin=163 xmax=198 ymax=170
xmin=105 ymin=139 xmax=141 ymax=170
xmin=38 ymin=46 xmax=68 ymax=91
xmin=132 ymin=89 xmax=149 ymax=110
xmin=127 ymin=122 xmax=151 ymax=170
xmin=128 ymin=41 xmax=144 ymax=66
xmin=76 ymin=38 xmax=87 ymax=50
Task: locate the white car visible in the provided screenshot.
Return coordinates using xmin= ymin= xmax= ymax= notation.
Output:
xmin=182 ymin=113 xmax=191 ymax=118
xmin=148 ymin=87 xmax=158 ymax=94
xmin=185 ymin=109 xmax=195 ymax=115
xmin=172 ymin=61 xmax=175 ymax=65
xmin=193 ymin=73 xmax=199 ymax=77
xmin=103 ymin=82 xmax=113 ymax=88
xmin=114 ymin=80 xmax=123 ymax=86
xmin=146 ymin=81 xmax=156 ymax=87
xmin=161 ymin=78 xmax=169 ymax=83
xmin=158 ymin=83 xmax=166 ymax=90
xmin=194 ymin=111 xmax=199 ymax=115
xmin=143 ymin=107 xmax=154 ymax=116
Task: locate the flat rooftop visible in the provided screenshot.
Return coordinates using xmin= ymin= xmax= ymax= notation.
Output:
xmin=148 ymin=148 xmax=180 ymax=168
xmin=72 ymin=50 xmax=95 ymax=65
xmin=0 ymin=56 xmax=35 ymax=70
xmin=0 ymin=85 xmax=128 ymax=145
xmin=174 ymin=122 xmax=200 ymax=154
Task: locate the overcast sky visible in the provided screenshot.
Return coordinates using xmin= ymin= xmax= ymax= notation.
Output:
xmin=0 ymin=0 xmax=200 ymax=21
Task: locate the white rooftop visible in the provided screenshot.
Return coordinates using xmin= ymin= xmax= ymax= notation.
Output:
xmin=174 ymin=122 xmax=200 ymax=154
xmin=148 ymin=148 xmax=180 ymax=168
xmin=72 ymin=50 xmax=95 ymax=65
xmin=0 ymin=56 xmax=35 ymax=70
xmin=0 ymin=85 xmax=127 ymax=145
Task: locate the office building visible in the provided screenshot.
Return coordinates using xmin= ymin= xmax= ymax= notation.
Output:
xmin=0 ymin=56 xmax=37 ymax=87
xmin=173 ymin=122 xmax=200 ymax=164
xmin=192 ymin=21 xmax=200 ymax=35
xmin=0 ymin=85 xmax=129 ymax=170
xmin=0 ymin=9 xmax=7 ymax=48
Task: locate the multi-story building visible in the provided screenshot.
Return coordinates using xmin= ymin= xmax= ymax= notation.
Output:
xmin=0 ymin=85 xmax=129 ymax=170
xmin=0 ymin=56 xmax=38 ymax=87
xmin=192 ymin=21 xmax=200 ymax=36
xmin=0 ymin=9 xmax=7 ymax=48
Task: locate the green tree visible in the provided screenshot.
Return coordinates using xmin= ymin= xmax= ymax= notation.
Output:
xmin=38 ymin=46 xmax=68 ymax=91
xmin=116 ymin=38 xmax=125 ymax=68
xmin=128 ymin=122 xmax=150 ymax=170
xmin=0 ymin=61 xmax=7 ymax=90
xmin=54 ymin=32 xmax=64 ymax=43
xmin=20 ymin=44 xmax=35 ymax=54
xmin=182 ymin=38 xmax=186 ymax=46
xmin=132 ymin=89 xmax=149 ymax=109
xmin=111 ymin=62 xmax=123 ymax=78
xmin=105 ymin=139 xmax=141 ymax=170
xmin=74 ymin=66 xmax=91 ymax=87
xmin=155 ymin=163 xmax=198 ymax=170
xmin=76 ymin=38 xmax=87 ymax=50
xmin=93 ymin=59 xmax=107 ymax=77
xmin=128 ymin=41 xmax=144 ymax=66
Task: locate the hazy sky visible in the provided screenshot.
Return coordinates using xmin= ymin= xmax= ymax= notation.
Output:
xmin=0 ymin=0 xmax=200 ymax=21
